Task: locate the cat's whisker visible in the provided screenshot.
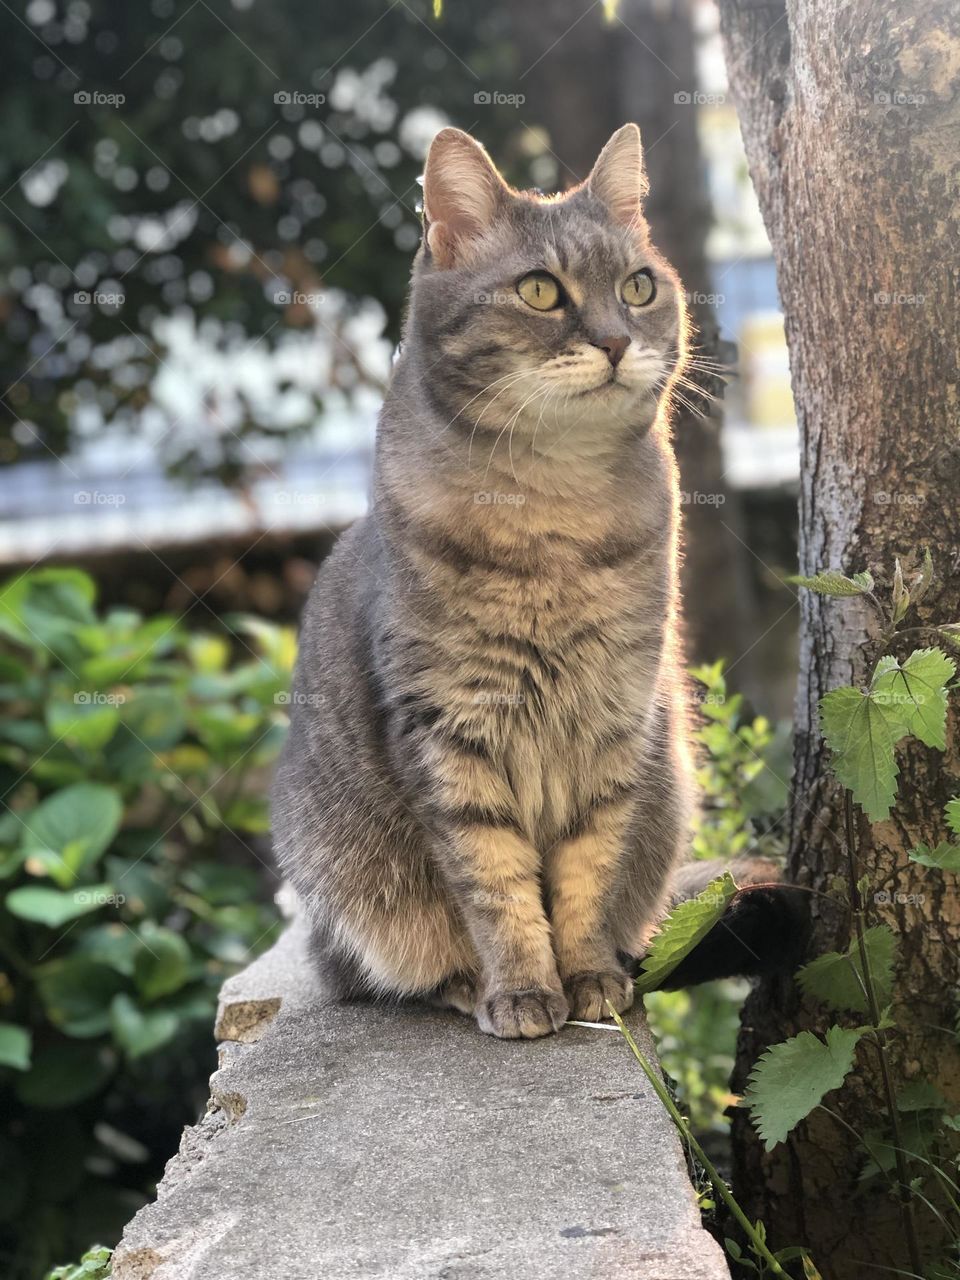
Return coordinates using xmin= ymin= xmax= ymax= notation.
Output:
xmin=444 ymin=367 xmax=540 ymax=433
xmin=467 ymin=370 xmax=543 ymax=468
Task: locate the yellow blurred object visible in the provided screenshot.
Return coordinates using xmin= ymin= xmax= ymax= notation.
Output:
xmin=740 ymin=311 xmax=795 ymax=427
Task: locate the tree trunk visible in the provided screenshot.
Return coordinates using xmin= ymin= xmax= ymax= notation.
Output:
xmin=716 ymin=0 xmax=960 ymax=1273
xmin=511 ymin=0 xmax=751 ymax=668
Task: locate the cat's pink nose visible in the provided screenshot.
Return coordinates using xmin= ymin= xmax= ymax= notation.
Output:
xmin=593 ymin=335 xmax=630 ymax=367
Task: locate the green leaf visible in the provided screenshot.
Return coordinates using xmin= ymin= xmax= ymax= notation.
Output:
xmin=896 ymin=1081 xmax=946 ymax=1112
xmin=74 ymin=924 xmax=142 ymax=976
xmin=635 ymin=873 xmax=738 ymax=993
xmin=742 ymin=1025 xmax=867 ymax=1150
xmin=789 ymin=570 xmax=874 ymax=597
xmin=0 ymin=569 xmax=98 ymax=671
xmin=871 ymin=647 xmax=955 ymax=749
xmin=797 ymin=926 xmax=897 ymax=1014
xmin=46 ymin=696 xmax=120 ymax=751
xmin=909 ymin=842 xmax=960 ymax=871
xmin=35 ymin=959 xmax=127 ymax=1037
xmin=20 ymin=783 xmax=123 ymax=887
xmin=119 ymin=690 xmax=186 ymax=751
xmin=946 ymin=798 xmax=960 ymax=840
xmin=133 ymin=923 xmax=190 ymax=1001
xmin=0 ymin=1023 xmax=32 ymax=1071
xmin=819 ymin=687 xmax=899 ymax=821
xmin=16 ymin=1041 xmax=114 ymax=1108
xmin=110 ymin=993 xmax=179 ymax=1059
xmin=45 ymin=1245 xmax=113 ymax=1280
xmin=5 ymin=883 xmax=116 ymax=927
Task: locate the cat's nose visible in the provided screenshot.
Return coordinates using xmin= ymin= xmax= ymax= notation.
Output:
xmin=592 ymin=335 xmax=630 ymax=367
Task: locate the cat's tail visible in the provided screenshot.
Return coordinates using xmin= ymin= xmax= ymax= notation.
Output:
xmin=628 ymin=856 xmax=811 ymax=990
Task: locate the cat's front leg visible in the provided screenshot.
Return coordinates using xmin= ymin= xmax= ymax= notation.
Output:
xmin=545 ymin=796 xmax=637 ymax=1022
xmin=437 ymin=819 xmax=568 ymax=1039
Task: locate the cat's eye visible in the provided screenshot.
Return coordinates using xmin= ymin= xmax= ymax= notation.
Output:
xmin=621 ymin=270 xmax=656 ymax=307
xmin=516 ymin=272 xmax=563 ymax=311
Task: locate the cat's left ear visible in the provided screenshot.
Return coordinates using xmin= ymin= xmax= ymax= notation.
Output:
xmin=587 ymin=123 xmax=648 ymax=228
xmin=422 ymin=128 xmax=507 ymax=268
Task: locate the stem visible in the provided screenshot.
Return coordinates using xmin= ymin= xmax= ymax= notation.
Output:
xmin=842 ymin=790 xmax=924 ymax=1276
xmin=609 ymin=1006 xmax=789 ymax=1277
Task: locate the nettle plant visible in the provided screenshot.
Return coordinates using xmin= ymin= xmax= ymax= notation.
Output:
xmin=0 ymin=568 xmax=292 ymax=1272
xmin=613 ymin=554 xmax=960 ymax=1279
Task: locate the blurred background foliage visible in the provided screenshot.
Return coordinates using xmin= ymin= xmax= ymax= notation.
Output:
xmin=0 ymin=567 xmax=288 ymax=1275
xmin=2 ymin=0 xmax=535 ymax=480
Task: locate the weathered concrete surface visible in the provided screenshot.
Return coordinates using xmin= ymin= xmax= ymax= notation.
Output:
xmin=113 ymin=919 xmax=730 ymax=1280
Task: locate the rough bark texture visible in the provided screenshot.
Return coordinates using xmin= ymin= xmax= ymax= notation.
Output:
xmin=512 ymin=0 xmax=751 ymax=667
xmin=716 ymin=1 xmax=960 ymax=1273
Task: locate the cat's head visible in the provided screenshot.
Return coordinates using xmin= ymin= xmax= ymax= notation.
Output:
xmin=407 ymin=124 xmax=686 ymax=440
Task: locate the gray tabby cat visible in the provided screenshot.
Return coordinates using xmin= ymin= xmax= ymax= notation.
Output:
xmin=272 ymin=124 xmax=791 ymax=1039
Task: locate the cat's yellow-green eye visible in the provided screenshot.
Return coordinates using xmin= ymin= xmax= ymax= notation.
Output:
xmin=621 ymin=270 xmax=656 ymax=307
xmin=516 ymin=272 xmax=563 ymax=311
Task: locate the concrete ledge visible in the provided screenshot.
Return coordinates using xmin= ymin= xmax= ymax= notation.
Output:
xmin=113 ymin=919 xmax=729 ymax=1280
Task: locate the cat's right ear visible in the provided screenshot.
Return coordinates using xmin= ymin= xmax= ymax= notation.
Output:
xmin=422 ymin=128 xmax=506 ymax=269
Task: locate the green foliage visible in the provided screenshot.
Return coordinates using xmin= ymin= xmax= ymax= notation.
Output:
xmin=742 ymin=1026 xmax=868 ymax=1151
xmin=44 ymin=1247 xmax=112 ymax=1280
xmin=689 ymin=661 xmax=789 ymax=862
xmin=797 ymin=925 xmax=897 ymax=1015
xmin=645 ymin=980 xmax=747 ymax=1134
xmin=872 ymin=648 xmax=954 ymax=750
xmin=1 ymin=0 xmax=531 ymax=481
xmin=819 ymin=646 xmax=954 ymax=821
xmin=819 ymin=686 xmax=900 ymax=822
xmin=0 ymin=568 xmax=291 ymax=1274
xmin=787 ymin=570 xmax=874 ymax=596
xmin=635 ymin=873 xmax=737 ymax=993
xmin=761 ymin=558 xmax=960 ymax=1277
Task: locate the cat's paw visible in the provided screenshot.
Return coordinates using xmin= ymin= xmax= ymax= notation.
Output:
xmin=476 ymin=987 xmax=569 ymax=1039
xmin=564 ymin=969 xmax=634 ymax=1021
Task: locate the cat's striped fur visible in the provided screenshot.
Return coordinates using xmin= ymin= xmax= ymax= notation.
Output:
xmin=272 ymin=125 xmax=803 ymax=1038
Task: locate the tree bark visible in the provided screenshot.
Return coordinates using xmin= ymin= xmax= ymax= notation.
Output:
xmin=716 ymin=1 xmax=960 ymax=1273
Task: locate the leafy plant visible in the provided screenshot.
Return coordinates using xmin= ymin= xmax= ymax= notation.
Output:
xmin=689 ymin=661 xmax=789 ymax=863
xmin=44 ymin=1247 xmax=112 ymax=1280
xmin=0 ymin=568 xmax=293 ymax=1277
xmin=736 ymin=555 xmax=959 ymax=1276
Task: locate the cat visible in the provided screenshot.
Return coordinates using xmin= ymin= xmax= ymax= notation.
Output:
xmin=272 ymin=124 xmax=806 ymax=1039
